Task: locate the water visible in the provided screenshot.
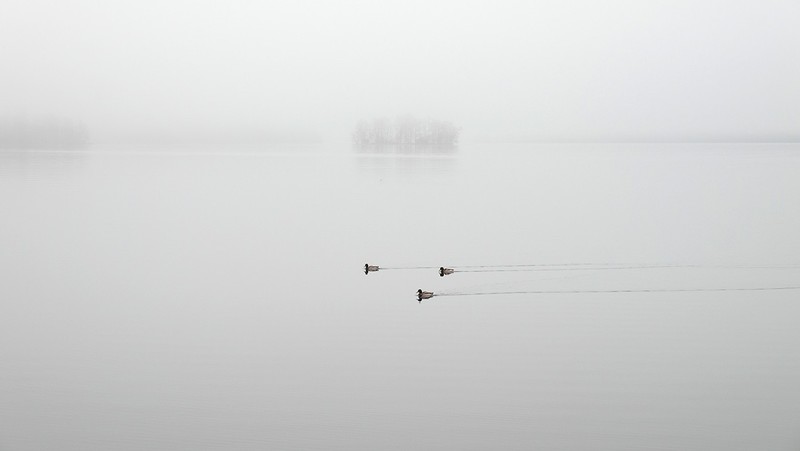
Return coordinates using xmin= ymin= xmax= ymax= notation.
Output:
xmin=1 ymin=143 xmax=800 ymax=450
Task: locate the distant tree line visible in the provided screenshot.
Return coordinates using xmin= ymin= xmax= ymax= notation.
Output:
xmin=0 ymin=116 xmax=89 ymax=150
xmin=353 ymin=116 xmax=460 ymax=147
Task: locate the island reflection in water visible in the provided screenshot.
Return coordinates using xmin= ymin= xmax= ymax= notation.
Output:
xmin=353 ymin=143 xmax=458 ymax=175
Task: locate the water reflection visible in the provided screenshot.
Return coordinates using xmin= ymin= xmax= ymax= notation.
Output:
xmin=353 ymin=143 xmax=457 ymax=175
xmin=353 ymin=142 xmax=457 ymax=156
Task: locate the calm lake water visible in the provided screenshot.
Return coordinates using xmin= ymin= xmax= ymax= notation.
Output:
xmin=1 ymin=143 xmax=800 ymax=450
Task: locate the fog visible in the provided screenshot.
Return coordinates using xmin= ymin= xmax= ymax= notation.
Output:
xmin=1 ymin=0 xmax=799 ymax=145
xmin=4 ymin=3 xmax=800 ymax=448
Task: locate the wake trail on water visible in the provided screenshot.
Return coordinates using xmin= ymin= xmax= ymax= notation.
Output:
xmin=435 ymin=286 xmax=800 ymax=297
xmin=453 ymin=264 xmax=800 ymax=273
xmin=374 ymin=263 xmax=800 ymax=272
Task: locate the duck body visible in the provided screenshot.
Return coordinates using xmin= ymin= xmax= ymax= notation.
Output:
xmin=364 ymin=264 xmax=379 ymax=275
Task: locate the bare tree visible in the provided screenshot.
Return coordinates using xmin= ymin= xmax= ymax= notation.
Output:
xmin=352 ymin=116 xmax=459 ymax=148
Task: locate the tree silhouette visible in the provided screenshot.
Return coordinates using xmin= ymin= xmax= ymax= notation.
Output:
xmin=353 ymin=116 xmax=459 ymax=147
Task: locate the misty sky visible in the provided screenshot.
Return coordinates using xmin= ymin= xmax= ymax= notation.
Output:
xmin=1 ymin=0 xmax=799 ymax=143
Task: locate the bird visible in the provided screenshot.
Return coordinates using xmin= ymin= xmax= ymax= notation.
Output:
xmin=364 ymin=263 xmax=379 ymax=275
xmin=417 ymin=289 xmax=434 ymax=302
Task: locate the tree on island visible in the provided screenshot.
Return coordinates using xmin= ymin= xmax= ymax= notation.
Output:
xmin=352 ymin=116 xmax=459 ymax=147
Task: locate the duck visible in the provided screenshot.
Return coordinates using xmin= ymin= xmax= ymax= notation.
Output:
xmin=417 ymin=289 xmax=434 ymax=302
xmin=364 ymin=263 xmax=379 ymax=275
xmin=439 ymin=267 xmax=455 ymax=277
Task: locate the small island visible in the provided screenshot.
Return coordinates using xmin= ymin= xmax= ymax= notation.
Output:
xmin=352 ymin=116 xmax=459 ymax=148
xmin=0 ymin=116 xmax=89 ymax=150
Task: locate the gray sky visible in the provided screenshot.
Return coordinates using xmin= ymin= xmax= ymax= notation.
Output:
xmin=1 ymin=0 xmax=799 ymax=143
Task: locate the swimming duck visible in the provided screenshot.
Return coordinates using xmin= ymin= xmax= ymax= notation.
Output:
xmin=364 ymin=264 xmax=379 ymax=275
xmin=439 ymin=267 xmax=455 ymax=277
xmin=417 ymin=289 xmax=434 ymax=302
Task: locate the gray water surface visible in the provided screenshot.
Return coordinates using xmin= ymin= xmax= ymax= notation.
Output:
xmin=1 ymin=144 xmax=800 ymax=450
